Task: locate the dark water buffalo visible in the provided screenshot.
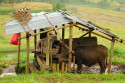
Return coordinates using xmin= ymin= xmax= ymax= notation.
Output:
xmin=58 ymin=45 xmax=108 ymax=74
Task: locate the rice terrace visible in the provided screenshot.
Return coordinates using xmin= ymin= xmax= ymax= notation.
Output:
xmin=0 ymin=0 xmax=125 ymax=83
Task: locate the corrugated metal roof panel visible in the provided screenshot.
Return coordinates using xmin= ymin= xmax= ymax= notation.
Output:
xmin=5 ymin=12 xmax=71 ymax=35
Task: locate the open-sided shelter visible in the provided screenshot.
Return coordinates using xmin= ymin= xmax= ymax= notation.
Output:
xmin=5 ymin=9 xmax=123 ymax=74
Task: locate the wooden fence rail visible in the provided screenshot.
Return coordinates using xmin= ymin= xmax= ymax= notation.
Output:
xmin=0 ymin=49 xmax=34 ymax=53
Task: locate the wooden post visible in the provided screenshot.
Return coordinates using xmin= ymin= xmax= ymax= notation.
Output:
xmin=65 ymin=63 xmax=68 ymax=73
xmin=57 ymin=63 xmax=59 ymax=73
xmin=55 ymin=25 xmax=58 ymax=35
xmin=17 ymin=33 xmax=21 ymax=68
xmin=34 ymin=30 xmax=37 ymax=62
xmin=89 ymin=29 xmax=91 ymax=37
xmin=52 ymin=63 xmax=56 ymax=72
xmin=62 ymin=62 xmax=64 ymax=73
xmin=108 ymin=38 xmax=115 ymax=74
xmin=26 ymin=33 xmax=30 ymax=74
xmin=68 ymin=23 xmax=73 ymax=72
xmin=46 ymin=32 xmax=50 ymax=70
xmin=73 ymin=56 xmax=75 ymax=73
xmin=62 ymin=24 xmax=65 ymax=51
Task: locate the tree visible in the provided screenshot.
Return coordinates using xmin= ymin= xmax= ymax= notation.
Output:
xmin=0 ymin=0 xmax=3 ymax=5
xmin=115 ymin=0 xmax=125 ymax=6
xmin=52 ymin=0 xmax=67 ymax=11
xmin=98 ymin=0 xmax=110 ymax=8
xmin=9 ymin=0 xmax=15 ymax=14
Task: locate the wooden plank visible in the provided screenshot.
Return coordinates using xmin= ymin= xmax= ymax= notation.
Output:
xmin=17 ymin=33 xmax=21 ymax=67
xmin=108 ymin=39 xmax=115 ymax=74
xmin=62 ymin=62 xmax=64 ymax=73
xmin=57 ymin=63 xmax=59 ymax=73
xmin=73 ymin=56 xmax=75 ymax=73
xmin=0 ymin=49 xmax=34 ymax=53
xmin=26 ymin=33 xmax=29 ymax=74
xmin=46 ymin=32 xmax=50 ymax=70
xmin=37 ymin=56 xmax=46 ymax=72
xmin=68 ymin=23 xmax=73 ymax=72
xmin=34 ymin=30 xmax=37 ymax=62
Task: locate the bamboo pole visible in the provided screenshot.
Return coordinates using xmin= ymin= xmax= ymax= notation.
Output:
xmin=20 ymin=24 xmax=77 ymax=39
xmin=65 ymin=63 xmax=68 ymax=73
xmin=0 ymin=49 xmax=34 ymax=53
xmin=62 ymin=62 xmax=64 ymax=73
xmin=75 ymin=25 xmax=112 ymax=41
xmin=108 ymin=38 xmax=115 ymax=74
xmin=68 ymin=23 xmax=73 ymax=72
xmin=62 ymin=24 xmax=65 ymax=51
xmin=17 ymin=33 xmax=21 ymax=68
xmin=75 ymin=25 xmax=122 ymax=42
xmin=57 ymin=63 xmax=59 ymax=73
xmin=55 ymin=25 xmax=58 ymax=35
xmin=26 ymin=33 xmax=30 ymax=74
xmin=46 ymin=32 xmax=50 ymax=70
xmin=89 ymin=29 xmax=91 ymax=37
xmin=34 ymin=30 xmax=37 ymax=62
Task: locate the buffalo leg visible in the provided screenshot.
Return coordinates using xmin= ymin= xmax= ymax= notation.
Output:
xmin=77 ymin=64 xmax=82 ymax=74
xmin=99 ymin=60 xmax=106 ymax=74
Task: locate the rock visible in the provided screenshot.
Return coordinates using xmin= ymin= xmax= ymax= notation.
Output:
xmin=9 ymin=65 xmax=15 ymax=73
xmin=3 ymin=68 xmax=9 ymax=73
xmin=117 ymin=7 xmax=125 ymax=12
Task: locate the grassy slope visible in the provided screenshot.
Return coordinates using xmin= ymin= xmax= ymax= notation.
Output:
xmin=0 ymin=73 xmax=125 ymax=83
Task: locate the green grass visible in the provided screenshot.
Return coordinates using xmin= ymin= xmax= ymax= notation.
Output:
xmin=0 ymin=73 xmax=125 ymax=83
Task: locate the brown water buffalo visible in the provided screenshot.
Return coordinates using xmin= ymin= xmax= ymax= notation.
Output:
xmin=58 ymin=45 xmax=108 ymax=74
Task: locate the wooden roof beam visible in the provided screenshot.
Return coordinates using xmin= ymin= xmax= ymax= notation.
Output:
xmin=75 ymin=25 xmax=112 ymax=41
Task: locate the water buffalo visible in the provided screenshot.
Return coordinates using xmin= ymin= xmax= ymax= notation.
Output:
xmin=58 ymin=45 xmax=108 ymax=74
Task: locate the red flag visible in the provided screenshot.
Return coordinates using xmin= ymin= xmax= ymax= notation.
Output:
xmin=10 ymin=33 xmax=21 ymax=45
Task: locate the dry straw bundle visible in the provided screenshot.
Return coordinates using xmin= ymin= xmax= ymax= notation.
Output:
xmin=14 ymin=7 xmax=31 ymax=22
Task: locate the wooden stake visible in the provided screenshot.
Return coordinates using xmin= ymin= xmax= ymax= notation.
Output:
xmin=55 ymin=25 xmax=58 ymax=35
xmin=62 ymin=62 xmax=64 ymax=73
xmin=17 ymin=33 xmax=21 ymax=67
xmin=57 ymin=63 xmax=59 ymax=73
xmin=68 ymin=23 xmax=73 ymax=72
xmin=46 ymin=32 xmax=50 ymax=70
xmin=108 ymin=38 xmax=115 ymax=74
xmin=89 ymin=30 xmax=91 ymax=37
xmin=73 ymin=56 xmax=75 ymax=73
xmin=65 ymin=63 xmax=68 ymax=73
xmin=34 ymin=30 xmax=37 ymax=62
xmin=26 ymin=33 xmax=30 ymax=74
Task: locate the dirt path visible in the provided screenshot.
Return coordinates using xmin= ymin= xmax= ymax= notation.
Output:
xmin=81 ymin=63 xmax=125 ymax=74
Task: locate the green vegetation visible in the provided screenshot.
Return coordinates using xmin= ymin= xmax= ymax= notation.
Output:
xmin=0 ymin=73 xmax=125 ymax=83
xmin=0 ymin=1 xmax=125 ymax=82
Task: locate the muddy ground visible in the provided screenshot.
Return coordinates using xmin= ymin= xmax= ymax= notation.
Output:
xmin=79 ymin=63 xmax=125 ymax=74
